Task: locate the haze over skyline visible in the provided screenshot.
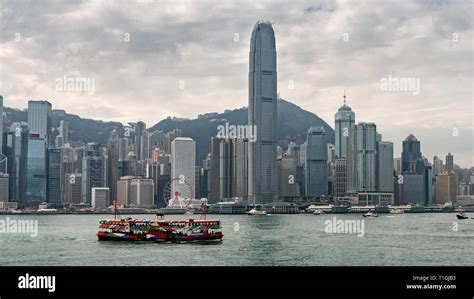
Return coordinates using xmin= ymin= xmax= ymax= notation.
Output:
xmin=0 ymin=0 xmax=472 ymax=167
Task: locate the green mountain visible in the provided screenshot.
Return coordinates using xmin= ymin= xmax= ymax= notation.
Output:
xmin=149 ymin=99 xmax=335 ymax=164
xmin=4 ymin=98 xmax=335 ymax=165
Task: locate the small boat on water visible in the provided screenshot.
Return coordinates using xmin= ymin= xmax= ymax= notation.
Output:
xmin=247 ymin=209 xmax=268 ymax=216
xmin=313 ymin=210 xmax=325 ymax=215
xmin=390 ymin=209 xmax=404 ymax=215
xmin=363 ymin=211 xmax=379 ymax=218
xmin=456 ymin=207 xmax=469 ymax=219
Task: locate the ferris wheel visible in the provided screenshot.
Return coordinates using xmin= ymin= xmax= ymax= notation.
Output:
xmin=163 ymin=177 xmax=194 ymax=207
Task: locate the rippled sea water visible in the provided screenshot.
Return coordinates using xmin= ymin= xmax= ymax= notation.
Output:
xmin=1 ymin=213 xmax=473 ymax=266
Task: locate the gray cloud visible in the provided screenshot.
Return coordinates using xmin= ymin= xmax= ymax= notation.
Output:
xmin=0 ymin=0 xmax=472 ymax=167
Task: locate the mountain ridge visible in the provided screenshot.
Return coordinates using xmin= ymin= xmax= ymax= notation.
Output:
xmin=3 ymin=98 xmax=335 ymax=165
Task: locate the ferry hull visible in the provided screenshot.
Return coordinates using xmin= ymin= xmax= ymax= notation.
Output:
xmin=97 ymin=217 xmax=224 ymax=243
xmin=97 ymin=231 xmax=223 ymax=242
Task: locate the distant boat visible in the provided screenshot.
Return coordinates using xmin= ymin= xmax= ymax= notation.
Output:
xmin=389 ymin=209 xmax=404 ymax=215
xmin=313 ymin=210 xmax=325 ymax=215
xmin=456 ymin=206 xmax=469 ymax=219
xmin=363 ymin=211 xmax=378 ymax=218
xmin=247 ymin=209 xmax=267 ymax=216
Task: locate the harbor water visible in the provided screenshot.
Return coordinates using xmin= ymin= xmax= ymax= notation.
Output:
xmin=1 ymin=213 xmax=473 ymax=266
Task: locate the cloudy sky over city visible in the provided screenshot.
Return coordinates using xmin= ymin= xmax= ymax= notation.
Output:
xmin=0 ymin=0 xmax=472 ymax=166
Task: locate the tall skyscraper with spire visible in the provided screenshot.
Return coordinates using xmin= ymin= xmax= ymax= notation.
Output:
xmin=334 ymin=91 xmax=355 ymax=159
xmin=248 ymin=21 xmax=277 ymax=204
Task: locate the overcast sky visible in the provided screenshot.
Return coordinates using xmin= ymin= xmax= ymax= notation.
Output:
xmin=0 ymin=0 xmax=472 ymax=167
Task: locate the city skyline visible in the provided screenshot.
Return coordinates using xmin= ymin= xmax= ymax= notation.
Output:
xmin=0 ymin=1 xmax=472 ymax=167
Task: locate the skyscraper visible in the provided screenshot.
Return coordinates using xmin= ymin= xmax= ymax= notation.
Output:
xmin=445 ymin=153 xmax=454 ymax=172
xmin=130 ymin=178 xmax=154 ymax=207
xmin=277 ymin=154 xmax=299 ymax=200
xmin=433 ymin=155 xmax=444 ymax=175
xmin=347 ymin=123 xmax=377 ymax=193
xmin=401 ymin=134 xmax=421 ymax=173
xmin=211 ymin=138 xmax=233 ymax=202
xmin=47 ymin=148 xmax=61 ymax=207
xmin=131 ymin=121 xmax=146 ymax=161
xmin=117 ymin=137 xmax=127 ymax=161
xmin=26 ymin=133 xmax=47 ymax=207
xmin=377 ymin=141 xmax=394 ymax=193
xmin=334 ymin=93 xmax=355 ymax=158
xmin=333 ymin=158 xmax=347 ymax=197
xmin=305 ymin=126 xmax=328 ymax=199
xmin=210 ymin=138 xmax=249 ymax=203
xmin=248 ymin=21 xmax=277 ymax=204
xmin=27 ymin=100 xmax=52 ymax=145
xmin=81 ymin=143 xmax=108 ymax=204
xmin=6 ymin=123 xmax=28 ymax=205
xmin=107 ymin=130 xmax=119 ymax=202
xmin=0 ymin=173 xmax=9 ymax=202
xmin=0 ymin=95 xmax=4 ymax=156
xmin=171 ymin=137 xmax=196 ymax=199
xmin=435 ymin=171 xmax=458 ymax=204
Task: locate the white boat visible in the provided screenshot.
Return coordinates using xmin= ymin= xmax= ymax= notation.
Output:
xmin=389 ymin=209 xmax=404 ymax=215
xmin=313 ymin=210 xmax=325 ymax=215
xmin=247 ymin=209 xmax=268 ymax=216
xmin=363 ymin=211 xmax=378 ymax=218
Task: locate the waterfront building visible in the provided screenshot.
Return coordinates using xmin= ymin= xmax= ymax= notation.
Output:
xmin=347 ymin=123 xmax=377 ymax=193
xmin=130 ymin=178 xmax=154 ymax=207
xmin=81 ymin=143 xmax=108 ymax=204
xmin=64 ymin=173 xmax=82 ymax=204
xmin=209 ymin=137 xmax=248 ymax=203
xmin=305 ymin=126 xmax=328 ymax=199
xmin=117 ymin=176 xmax=139 ymax=206
xmin=398 ymin=173 xmax=426 ymax=205
xmin=277 ymin=154 xmax=299 ymax=201
xmin=0 ymin=173 xmax=8 ymax=202
xmin=91 ymin=187 xmax=110 ymax=209
xmin=377 ymin=141 xmax=394 ymax=193
xmin=26 ymin=133 xmax=47 ymax=207
xmin=171 ymin=137 xmax=196 ymax=198
xmin=333 ymin=158 xmax=347 ymax=197
xmin=5 ymin=123 xmax=28 ymax=205
xmin=398 ymin=135 xmax=433 ymax=205
xmin=0 ymin=95 xmax=3 ymax=156
xmin=435 ymin=171 xmax=458 ymax=204
xmin=107 ymin=129 xmax=119 ymax=202
xmin=346 ymin=123 xmax=394 ymax=205
xmin=47 ymin=148 xmax=61 ymax=207
xmin=248 ymin=21 xmax=278 ymax=204
xmin=210 ymin=138 xmax=233 ymax=202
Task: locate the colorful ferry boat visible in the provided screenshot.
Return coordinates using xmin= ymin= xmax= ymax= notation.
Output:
xmin=97 ymin=215 xmax=223 ymax=243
